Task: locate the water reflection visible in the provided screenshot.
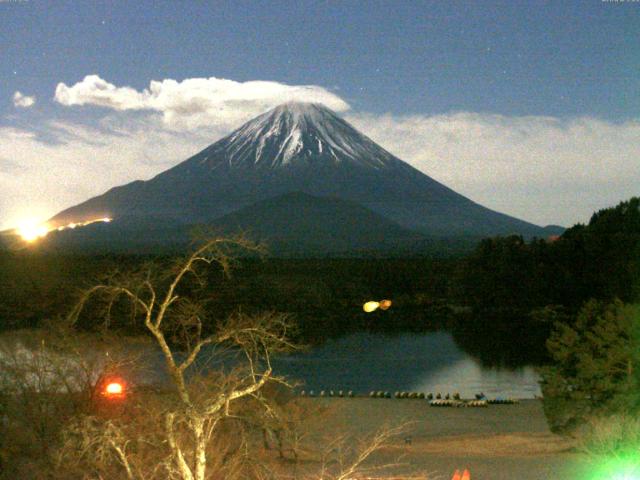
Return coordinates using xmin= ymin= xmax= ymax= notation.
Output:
xmin=106 ymin=330 xmax=542 ymax=399
xmin=448 ymin=313 xmax=550 ymax=368
xmin=411 ymin=358 xmax=540 ymax=399
xmin=272 ymin=332 xmax=541 ymax=398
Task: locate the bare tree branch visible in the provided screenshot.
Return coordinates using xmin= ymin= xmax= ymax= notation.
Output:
xmin=59 ymin=236 xmax=301 ymax=480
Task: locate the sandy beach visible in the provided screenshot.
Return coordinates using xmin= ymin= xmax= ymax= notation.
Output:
xmin=299 ymin=397 xmax=587 ymax=480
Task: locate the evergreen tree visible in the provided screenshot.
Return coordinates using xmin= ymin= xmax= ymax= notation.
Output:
xmin=539 ymin=299 xmax=640 ymax=433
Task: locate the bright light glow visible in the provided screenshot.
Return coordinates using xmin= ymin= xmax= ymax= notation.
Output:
xmin=13 ymin=216 xmax=113 ymax=243
xmin=363 ymin=299 xmax=393 ymax=313
xmin=587 ymin=455 xmax=640 ymax=480
xmin=104 ymin=382 xmax=124 ymax=396
xmin=16 ymin=220 xmax=49 ymax=242
xmin=606 ymin=471 xmax=640 ymax=480
xmin=379 ymin=299 xmax=392 ymax=310
xmin=363 ymin=301 xmax=380 ymax=313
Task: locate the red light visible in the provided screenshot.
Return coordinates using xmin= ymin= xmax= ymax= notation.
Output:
xmin=103 ymin=380 xmax=126 ymax=398
xmin=106 ymin=382 xmax=123 ymax=394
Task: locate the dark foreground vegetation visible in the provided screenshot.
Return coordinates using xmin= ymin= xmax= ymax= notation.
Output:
xmin=2 ymin=198 xmax=639 ymax=362
xmin=0 ymin=238 xmax=418 ymax=480
xmin=455 ymin=197 xmax=640 ymax=435
xmin=0 ymin=197 xmax=639 ymax=477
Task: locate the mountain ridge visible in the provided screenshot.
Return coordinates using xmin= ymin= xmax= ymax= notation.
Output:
xmin=49 ymin=102 xmax=559 ymax=245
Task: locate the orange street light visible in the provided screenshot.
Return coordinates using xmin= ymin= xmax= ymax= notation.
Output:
xmin=379 ymin=299 xmax=392 ymax=310
xmin=363 ymin=299 xmax=393 ymax=313
xmin=106 ymin=382 xmax=123 ymax=394
xmin=102 ymin=378 xmax=126 ymax=399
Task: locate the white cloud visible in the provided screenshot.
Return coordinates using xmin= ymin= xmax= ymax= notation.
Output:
xmin=12 ymin=91 xmax=36 ymax=108
xmin=54 ymin=76 xmax=146 ymax=110
xmin=0 ymin=116 xmax=211 ymax=230
xmin=54 ymin=75 xmax=350 ymax=130
xmin=346 ymin=112 xmax=640 ymax=226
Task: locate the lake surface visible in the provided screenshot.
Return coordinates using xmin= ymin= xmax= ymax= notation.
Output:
xmin=1 ymin=331 xmax=540 ymax=398
xmin=271 ymin=332 xmax=541 ymax=399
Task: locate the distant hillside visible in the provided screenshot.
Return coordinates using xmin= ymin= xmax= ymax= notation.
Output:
xmin=210 ymin=191 xmax=426 ymax=255
xmin=21 ymin=192 xmax=485 ymax=256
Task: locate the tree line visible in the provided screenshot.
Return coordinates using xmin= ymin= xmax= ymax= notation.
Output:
xmin=2 ymin=198 xmax=639 ymax=368
xmin=455 ymin=197 xmax=640 ymax=314
xmin=454 ymin=197 xmax=640 ymax=433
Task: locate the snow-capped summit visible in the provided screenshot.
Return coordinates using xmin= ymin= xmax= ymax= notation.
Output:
xmin=189 ymin=102 xmax=397 ymax=170
xmin=49 ymin=101 xmax=555 ymax=242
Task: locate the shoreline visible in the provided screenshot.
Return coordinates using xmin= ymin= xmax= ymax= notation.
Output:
xmin=299 ymin=397 xmax=585 ymax=479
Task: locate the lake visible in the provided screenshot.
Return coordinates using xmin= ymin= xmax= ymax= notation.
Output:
xmin=0 ymin=330 xmax=540 ymax=399
xmin=272 ymin=332 xmax=541 ymax=399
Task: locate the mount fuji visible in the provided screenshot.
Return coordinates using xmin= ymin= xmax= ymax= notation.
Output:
xmin=46 ymin=102 xmax=560 ymax=253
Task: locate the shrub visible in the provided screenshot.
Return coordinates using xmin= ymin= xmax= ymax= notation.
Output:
xmin=539 ymin=299 xmax=640 ymax=433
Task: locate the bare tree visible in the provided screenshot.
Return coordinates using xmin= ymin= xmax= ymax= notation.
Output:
xmin=64 ymin=236 xmax=300 ymax=480
xmin=309 ymin=423 xmax=431 ymax=480
xmin=41 ymin=236 xmax=428 ymax=480
xmin=0 ymin=325 xmax=139 ymax=479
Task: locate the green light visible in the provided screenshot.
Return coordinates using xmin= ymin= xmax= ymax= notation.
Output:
xmin=587 ymin=454 xmax=640 ymax=480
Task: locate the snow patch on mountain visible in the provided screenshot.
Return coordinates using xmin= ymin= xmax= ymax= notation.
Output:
xmin=197 ymin=102 xmax=399 ymax=170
